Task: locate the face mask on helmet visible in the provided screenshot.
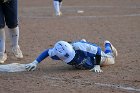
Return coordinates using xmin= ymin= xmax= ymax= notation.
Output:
xmin=53 ymin=41 xmax=75 ymax=63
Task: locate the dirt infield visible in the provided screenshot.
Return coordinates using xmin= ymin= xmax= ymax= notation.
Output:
xmin=0 ymin=0 xmax=140 ymax=93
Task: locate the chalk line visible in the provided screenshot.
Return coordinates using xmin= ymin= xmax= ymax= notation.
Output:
xmin=20 ymin=13 xmax=140 ymax=19
xmin=95 ymin=83 xmax=140 ymax=92
xmin=42 ymin=76 xmax=140 ymax=92
xmin=21 ymin=5 xmax=140 ymax=9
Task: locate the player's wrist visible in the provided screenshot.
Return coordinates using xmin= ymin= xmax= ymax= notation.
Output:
xmin=32 ymin=60 xmax=39 ymax=65
xmin=94 ymin=65 xmax=100 ymax=67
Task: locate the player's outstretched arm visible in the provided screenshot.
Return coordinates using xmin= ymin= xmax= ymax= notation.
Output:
xmin=25 ymin=49 xmax=50 ymax=71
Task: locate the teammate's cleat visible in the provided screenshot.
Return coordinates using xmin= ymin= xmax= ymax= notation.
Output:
xmin=0 ymin=52 xmax=7 ymax=63
xmin=59 ymin=11 xmax=62 ymax=16
xmin=104 ymin=40 xmax=118 ymax=57
xmin=56 ymin=11 xmax=62 ymax=16
xmin=12 ymin=45 xmax=23 ymax=58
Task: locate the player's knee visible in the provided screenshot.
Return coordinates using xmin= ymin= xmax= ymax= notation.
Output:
xmin=5 ymin=18 xmax=18 ymax=29
xmin=59 ymin=0 xmax=62 ymax=3
xmin=7 ymin=23 xmax=18 ymax=29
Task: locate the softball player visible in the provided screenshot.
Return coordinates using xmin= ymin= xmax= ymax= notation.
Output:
xmin=25 ymin=39 xmax=118 ymax=73
xmin=53 ymin=0 xmax=63 ymax=16
xmin=0 ymin=0 xmax=23 ymax=63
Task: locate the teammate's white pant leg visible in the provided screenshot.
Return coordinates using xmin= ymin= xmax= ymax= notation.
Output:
xmin=100 ymin=51 xmax=115 ymax=66
xmin=53 ymin=1 xmax=60 ymax=16
xmin=8 ymin=26 xmax=19 ymax=47
xmin=59 ymin=2 xmax=62 ymax=9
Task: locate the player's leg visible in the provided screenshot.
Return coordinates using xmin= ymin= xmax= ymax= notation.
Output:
xmin=53 ymin=0 xmax=62 ymax=16
xmin=0 ymin=5 xmax=7 ymax=63
xmin=9 ymin=27 xmax=23 ymax=58
xmin=59 ymin=0 xmax=62 ymax=8
xmin=0 ymin=29 xmax=7 ymax=63
xmin=59 ymin=0 xmax=62 ymax=14
xmin=104 ymin=40 xmax=118 ymax=57
xmin=4 ymin=0 xmax=23 ymax=58
xmin=100 ymin=40 xmax=118 ymax=66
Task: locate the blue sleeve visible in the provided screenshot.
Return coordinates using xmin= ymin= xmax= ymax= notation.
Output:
xmin=36 ymin=49 xmax=61 ymax=63
xmin=36 ymin=49 xmax=50 ymax=63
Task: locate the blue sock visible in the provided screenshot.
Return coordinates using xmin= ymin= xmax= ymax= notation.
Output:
xmin=104 ymin=43 xmax=112 ymax=54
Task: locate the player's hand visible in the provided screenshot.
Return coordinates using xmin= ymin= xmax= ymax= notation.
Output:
xmin=89 ymin=65 xmax=103 ymax=73
xmin=25 ymin=60 xmax=38 ymax=71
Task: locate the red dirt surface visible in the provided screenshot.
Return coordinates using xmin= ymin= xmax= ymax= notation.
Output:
xmin=0 ymin=0 xmax=140 ymax=93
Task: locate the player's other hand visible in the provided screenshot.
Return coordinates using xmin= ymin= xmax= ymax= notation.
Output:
xmin=25 ymin=60 xmax=38 ymax=71
xmin=89 ymin=65 xmax=103 ymax=73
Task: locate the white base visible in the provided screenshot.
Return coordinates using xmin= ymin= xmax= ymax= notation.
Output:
xmin=0 ymin=63 xmax=26 ymax=72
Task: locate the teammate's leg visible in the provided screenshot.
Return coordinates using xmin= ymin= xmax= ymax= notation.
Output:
xmin=0 ymin=4 xmax=7 ymax=63
xmin=0 ymin=28 xmax=7 ymax=63
xmin=53 ymin=0 xmax=62 ymax=16
xmin=4 ymin=0 xmax=23 ymax=58
xmin=59 ymin=0 xmax=62 ymax=13
xmin=9 ymin=27 xmax=23 ymax=58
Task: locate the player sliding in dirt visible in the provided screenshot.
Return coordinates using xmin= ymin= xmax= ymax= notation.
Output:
xmin=25 ymin=39 xmax=118 ymax=73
